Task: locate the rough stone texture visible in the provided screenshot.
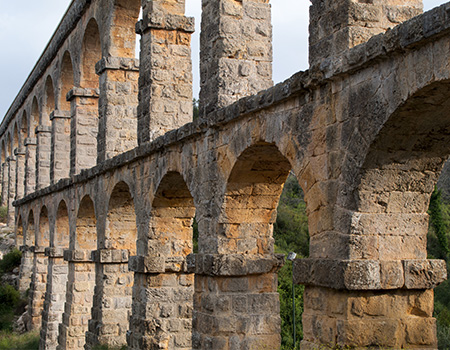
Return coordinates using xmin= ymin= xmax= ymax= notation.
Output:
xmin=40 ymin=251 xmax=68 ymax=350
xmin=1 ymin=162 xmax=8 ymax=206
xmin=1 ymin=0 xmax=450 ymax=349
xmin=96 ymin=57 xmax=139 ymax=163
xmin=309 ymin=0 xmax=423 ymax=67
xmin=68 ymin=88 xmax=99 ymax=176
xmin=199 ymin=0 xmax=273 ymax=117
xmin=15 ymin=149 xmax=26 ymax=200
xmin=50 ymin=111 xmax=71 ymax=184
xmin=28 ymin=248 xmax=48 ymax=330
xmin=24 ymin=138 xmax=37 ymax=196
xmin=136 ymin=0 xmax=194 ymax=143
xmin=36 ymin=126 xmax=52 ymax=190
xmin=7 ymin=157 xmax=16 ymax=225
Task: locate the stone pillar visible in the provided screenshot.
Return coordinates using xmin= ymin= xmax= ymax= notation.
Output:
xmin=24 ymin=138 xmax=37 ymax=196
xmin=127 ymin=255 xmax=194 ymax=350
xmin=57 ymin=250 xmax=96 ymax=350
xmin=1 ymin=162 xmax=8 ymax=206
xmin=308 ymin=0 xmax=422 ymax=67
xmin=67 ymin=88 xmax=99 ymax=176
xmin=40 ymin=247 xmax=69 ymax=350
xmin=199 ymin=0 xmax=273 ymax=117
xmin=18 ymin=245 xmax=34 ymax=295
xmin=7 ymin=156 xmax=16 ymax=225
xmin=191 ymin=254 xmax=283 ymax=349
xmin=28 ymin=246 xmax=48 ymax=330
xmin=136 ymin=0 xmax=194 ymax=144
xmin=36 ymin=126 xmax=52 ymax=190
xmin=50 ymin=111 xmax=71 ymax=184
xmin=85 ymin=250 xmax=133 ymax=349
xmin=15 ymin=148 xmax=26 ymax=200
xmin=96 ymin=57 xmax=139 ymax=163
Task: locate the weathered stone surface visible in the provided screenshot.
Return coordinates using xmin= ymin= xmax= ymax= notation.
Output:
xmin=2 ymin=0 xmax=450 ymax=349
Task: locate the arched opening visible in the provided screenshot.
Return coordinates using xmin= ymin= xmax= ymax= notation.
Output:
xmin=148 ymin=172 xmax=195 ymax=257
xmin=220 ymin=143 xmax=291 ymax=255
xmin=1 ymin=140 xmax=6 ymax=164
xmin=60 ymin=51 xmax=74 ymax=111
xmin=13 ymin=124 xmax=19 ymax=152
xmin=194 ymin=142 xmax=293 ymax=350
xmin=88 ymin=181 xmax=136 ymax=348
xmin=38 ymin=206 xmax=50 ymax=248
xmin=58 ymin=195 xmax=97 ymax=349
xmin=105 ymin=181 xmax=137 ymax=253
xmin=20 ymin=111 xmax=28 ymax=143
xmin=16 ymin=215 xmax=24 ymax=248
xmin=81 ymin=19 xmax=102 ymax=89
xmin=28 ymin=206 xmax=50 ymax=330
xmin=7 ymin=133 xmax=11 ymax=158
xmin=55 ymin=200 xmax=70 ymax=248
xmin=40 ymin=199 xmax=70 ymax=349
xmin=129 ymin=172 xmax=195 ymax=349
xmin=75 ymin=195 xmax=97 ymax=250
xmin=31 ymin=97 xmax=39 ymax=137
xmin=112 ymin=0 xmax=141 ymax=58
xmin=44 ymin=76 xmax=55 ymax=125
xmin=312 ymin=80 xmax=450 ymax=349
xmin=18 ymin=210 xmax=35 ymax=294
xmin=26 ymin=210 xmax=35 ymax=247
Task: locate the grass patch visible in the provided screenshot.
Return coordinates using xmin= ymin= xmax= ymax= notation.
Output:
xmin=0 ymin=330 xmax=39 ymax=350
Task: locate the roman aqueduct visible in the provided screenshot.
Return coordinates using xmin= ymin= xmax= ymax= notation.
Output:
xmin=0 ymin=0 xmax=449 ymax=348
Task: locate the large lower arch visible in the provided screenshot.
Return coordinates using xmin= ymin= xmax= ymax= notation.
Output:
xmin=128 ymin=171 xmax=196 ymax=350
xmin=194 ymin=142 xmax=292 ymax=349
xmin=41 ymin=200 xmax=71 ymax=349
xmin=18 ymin=210 xmax=35 ymax=295
xmin=58 ymin=195 xmax=97 ymax=350
xmin=86 ymin=181 xmax=137 ymax=349
xmin=28 ymin=206 xmax=50 ymax=330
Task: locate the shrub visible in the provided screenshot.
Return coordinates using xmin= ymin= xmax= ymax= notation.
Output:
xmin=438 ymin=324 xmax=450 ymax=350
xmin=0 ymin=249 xmax=22 ymax=273
xmin=0 ymin=285 xmax=20 ymax=331
xmin=0 ymin=330 xmax=40 ymax=350
xmin=0 ymin=207 xmax=7 ymax=223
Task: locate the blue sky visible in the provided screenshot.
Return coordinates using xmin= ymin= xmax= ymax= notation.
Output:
xmin=0 ymin=0 xmax=446 ymax=119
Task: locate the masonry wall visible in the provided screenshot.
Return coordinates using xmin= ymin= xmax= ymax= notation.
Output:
xmin=3 ymin=0 xmax=450 ymax=349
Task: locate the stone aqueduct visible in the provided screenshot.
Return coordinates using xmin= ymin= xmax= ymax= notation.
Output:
xmin=1 ymin=0 xmax=449 ymax=348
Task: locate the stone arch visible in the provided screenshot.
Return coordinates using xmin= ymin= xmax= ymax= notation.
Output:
xmin=26 ymin=209 xmax=35 ymax=246
xmin=13 ymin=124 xmax=19 ymax=153
xmin=105 ymin=181 xmax=137 ymax=252
xmin=81 ymin=18 xmax=102 ymax=89
xmin=348 ymin=81 xmax=450 ymax=260
xmin=1 ymin=140 xmax=6 ymax=164
xmin=16 ymin=214 xmax=24 ymax=248
xmin=60 ymin=51 xmax=74 ymax=111
xmin=44 ymin=76 xmax=55 ymax=125
xmin=75 ymin=195 xmax=97 ymax=250
xmin=148 ymin=171 xmax=195 ymax=257
xmin=128 ymin=171 xmax=196 ymax=349
xmin=86 ymin=181 xmax=136 ymax=349
xmin=219 ymin=142 xmax=292 ymax=255
xmin=20 ymin=111 xmax=28 ymax=144
xmin=109 ymin=0 xmax=141 ymax=58
xmin=55 ymin=199 xmax=70 ymax=248
xmin=37 ymin=206 xmax=50 ymax=248
xmin=31 ymin=97 xmax=39 ymax=137
xmin=6 ymin=132 xmax=11 ymax=158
